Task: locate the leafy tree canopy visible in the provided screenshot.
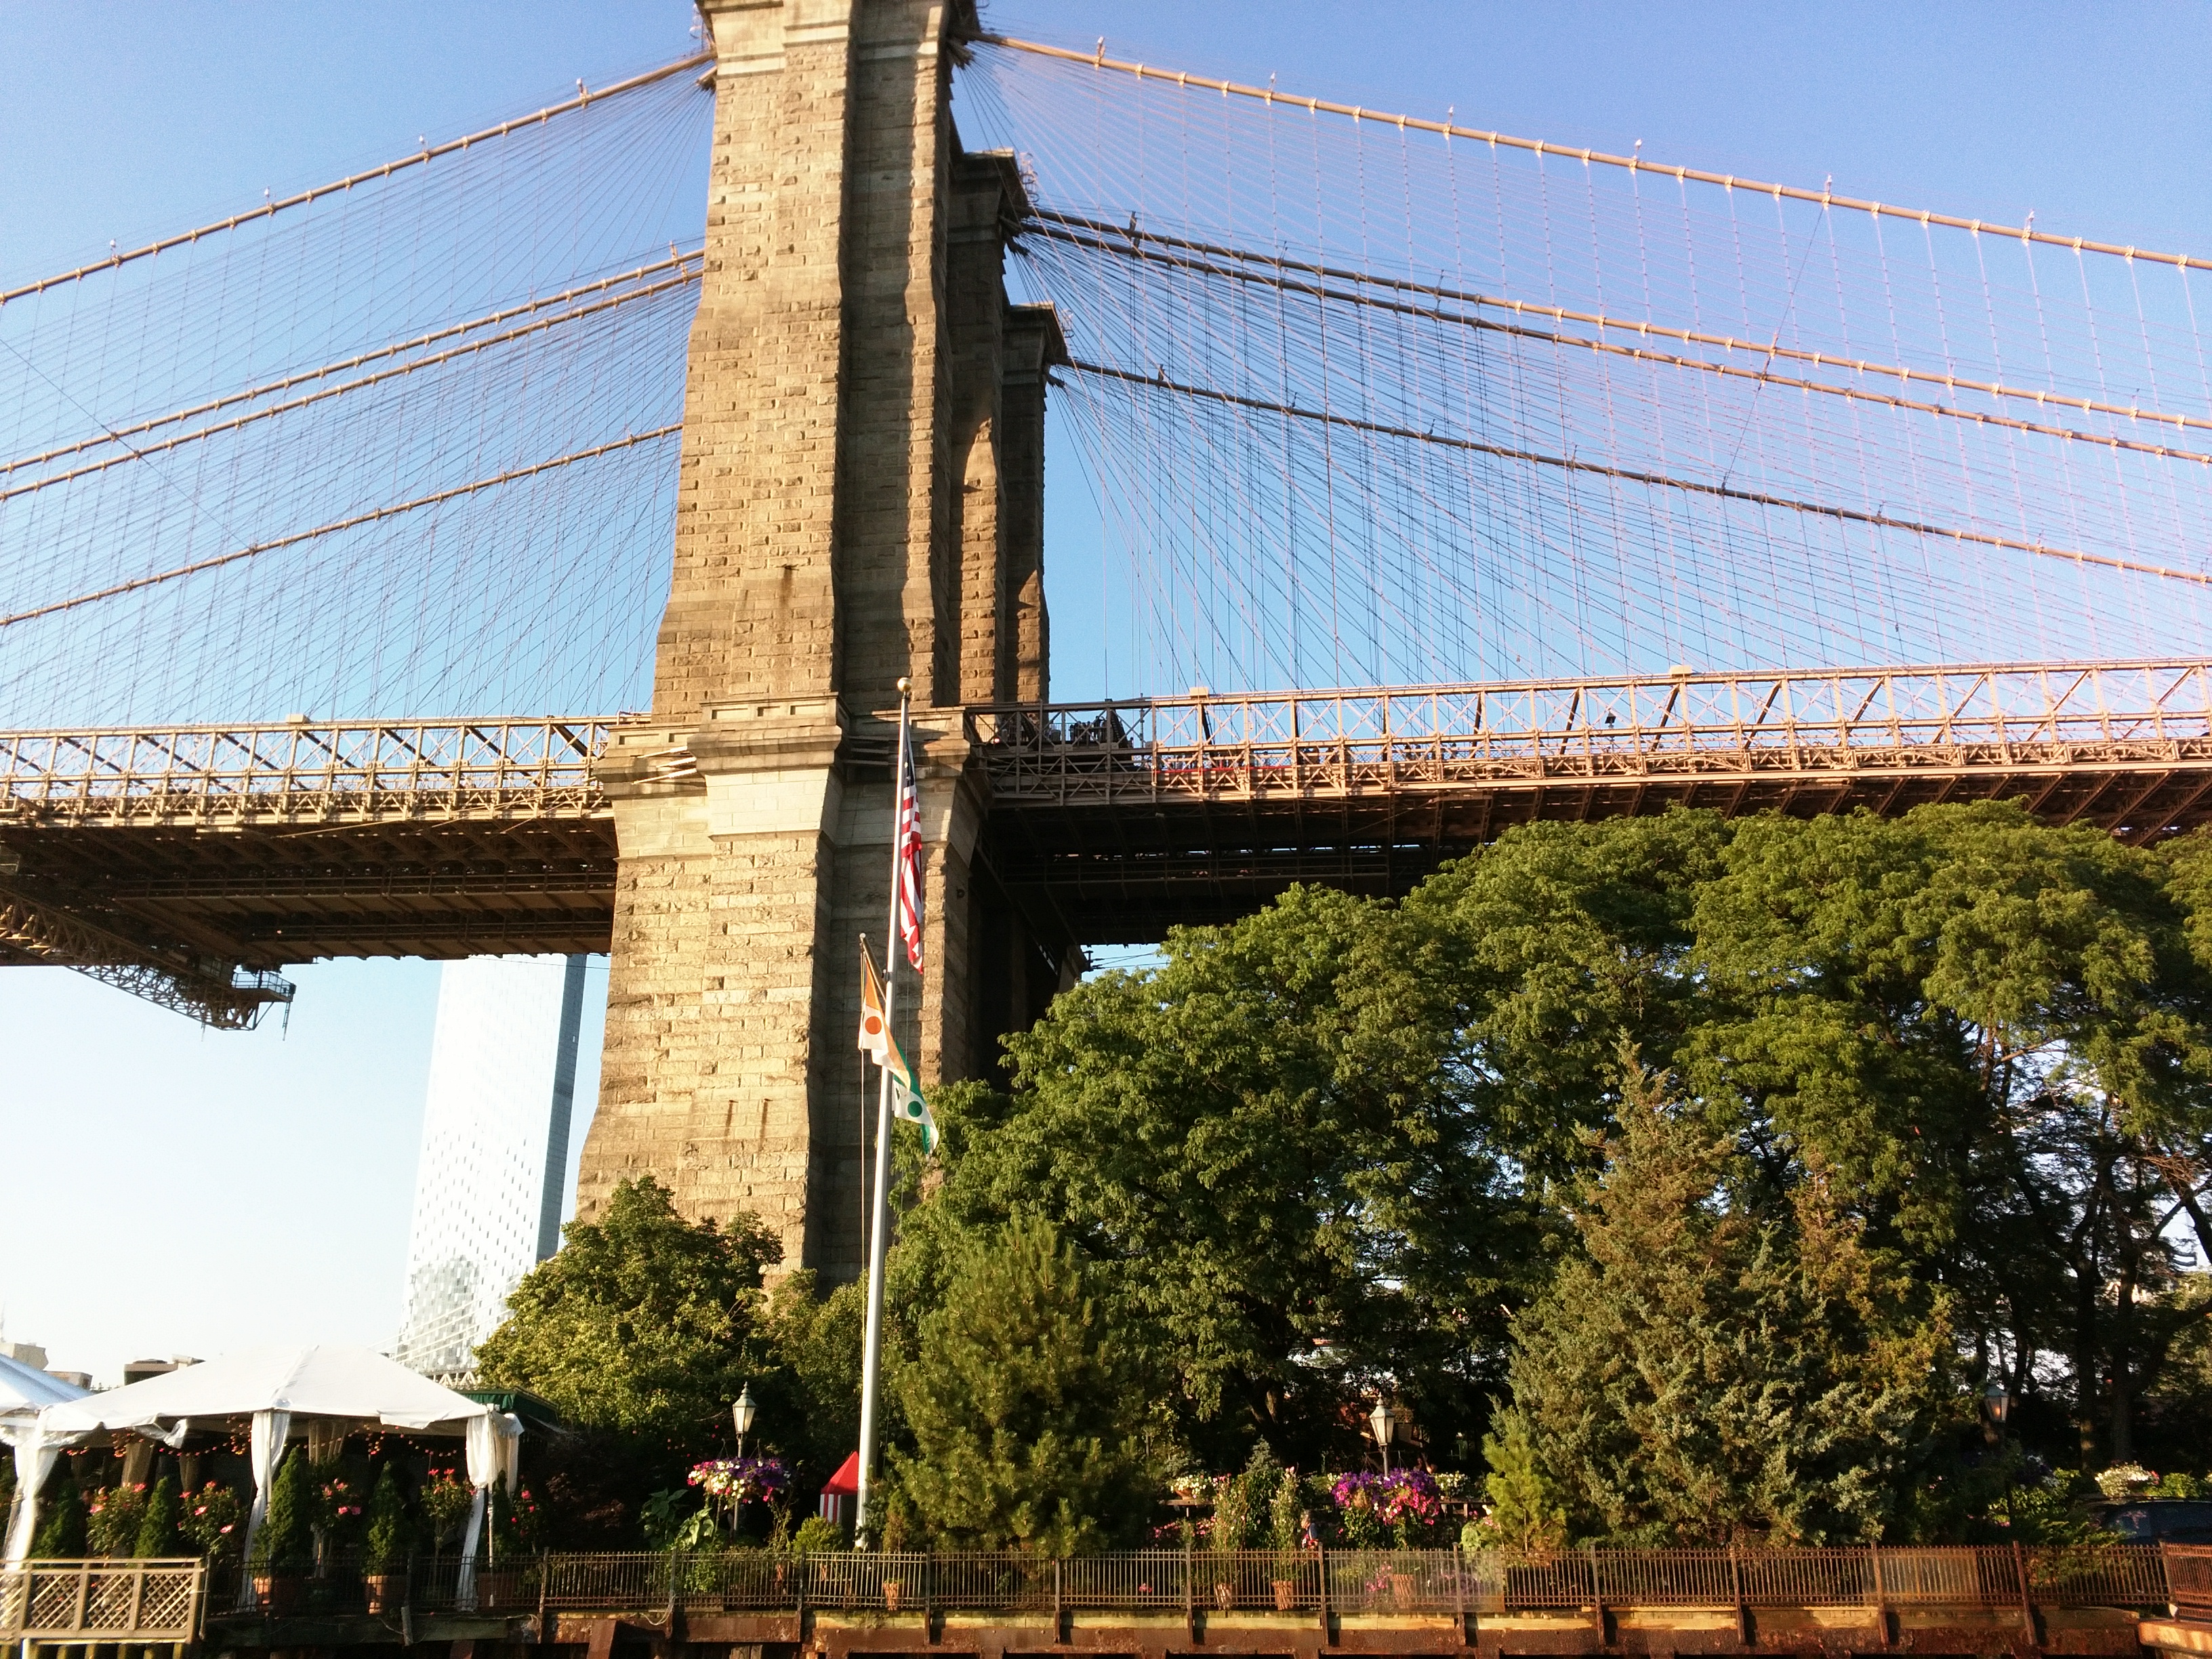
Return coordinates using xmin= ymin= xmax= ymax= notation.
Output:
xmin=476 ymin=1175 xmax=777 ymax=1440
xmin=476 ymin=1175 xmax=864 ymax=1544
xmin=901 ymin=804 xmax=2212 ymax=1502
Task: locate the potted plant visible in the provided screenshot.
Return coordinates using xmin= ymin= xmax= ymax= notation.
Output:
xmin=248 ymin=1452 xmax=312 ymax=1614
xmin=878 ymin=1502 xmax=912 ymax=1611
xmin=418 ymin=1468 xmax=476 ymax=1558
xmin=87 ymin=1483 xmax=150 ymax=1557
xmin=475 ymin=1482 xmax=533 ymax=1610
xmin=363 ymin=1467 xmax=411 ymax=1614
xmin=179 ymin=1481 xmax=243 ymax=1560
xmin=1267 ymin=1468 xmax=1304 ymax=1612
xmin=134 ymin=1476 xmax=182 ymax=1557
xmin=29 ymin=1471 xmax=85 ymax=1557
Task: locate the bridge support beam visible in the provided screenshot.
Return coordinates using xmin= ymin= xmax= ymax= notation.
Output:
xmin=577 ymin=0 xmax=1071 ymax=1279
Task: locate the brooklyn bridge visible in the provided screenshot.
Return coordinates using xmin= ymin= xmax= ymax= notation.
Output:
xmin=5 ymin=1 xmax=2211 ymax=1284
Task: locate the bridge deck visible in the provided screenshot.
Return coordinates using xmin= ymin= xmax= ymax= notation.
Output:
xmin=6 ymin=662 xmax=2210 ymax=1018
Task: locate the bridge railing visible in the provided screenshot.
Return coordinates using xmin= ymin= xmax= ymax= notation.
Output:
xmin=0 ymin=716 xmax=614 ymax=823
xmin=21 ymin=1544 xmax=2182 ymax=1630
xmin=968 ymin=659 xmax=2212 ymax=801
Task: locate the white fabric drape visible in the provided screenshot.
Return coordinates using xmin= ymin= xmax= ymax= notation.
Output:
xmin=455 ymin=1412 xmax=520 ymax=1610
xmin=3 ymin=1430 xmax=58 ymax=1563
xmin=237 ymin=1407 xmax=291 ymax=1599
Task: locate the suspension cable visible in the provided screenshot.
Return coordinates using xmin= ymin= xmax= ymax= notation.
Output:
xmin=987 ymin=36 xmax=2212 ymax=274
xmin=1067 ymin=359 xmax=2212 ymax=588
xmin=1 ymin=247 xmax=703 ymax=478
xmin=1 ymin=266 xmax=703 ymax=503
xmin=0 ymin=52 xmax=713 ymax=309
xmin=1033 ymin=213 xmax=2212 ymax=438
xmin=1 ymin=426 xmax=684 ymax=629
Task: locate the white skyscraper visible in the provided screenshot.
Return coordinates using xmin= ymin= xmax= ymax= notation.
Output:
xmin=393 ymin=954 xmax=589 ymax=1377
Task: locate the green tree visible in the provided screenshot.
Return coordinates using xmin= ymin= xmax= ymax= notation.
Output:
xmin=363 ymin=1465 xmax=410 ymax=1565
xmin=249 ymin=1452 xmax=312 ymax=1572
xmin=134 ymin=1476 xmax=180 ymax=1557
xmin=30 ymin=1469 xmax=83 ymax=1557
xmin=476 ymin=1177 xmax=872 ymax=1546
xmin=1684 ymin=805 xmax=2212 ymax=1465
xmin=1492 ymin=1048 xmax=1952 ymax=1544
xmin=475 ymin=1176 xmax=783 ymax=1543
xmin=904 ymin=883 xmax=1546 ymax=1473
xmin=886 ymin=1216 xmax=1156 ymax=1552
xmin=477 ymin=1175 xmax=777 ymax=1439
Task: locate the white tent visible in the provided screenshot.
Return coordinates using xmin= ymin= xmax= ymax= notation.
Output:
xmin=2 ymin=1354 xmax=87 ymax=1566
xmin=9 ymin=1346 xmax=518 ymax=1606
xmin=0 ymin=1353 xmax=86 ymax=1431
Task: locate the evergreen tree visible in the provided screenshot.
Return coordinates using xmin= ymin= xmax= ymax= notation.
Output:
xmin=887 ymin=1216 xmax=1156 ymax=1553
xmin=1490 ymin=1046 xmax=1950 ymax=1544
xmin=364 ymin=1465 xmax=411 ymax=1566
xmin=134 ymin=1476 xmax=180 ymax=1557
xmin=30 ymin=1469 xmax=84 ymax=1557
xmin=249 ymin=1451 xmax=312 ymax=1572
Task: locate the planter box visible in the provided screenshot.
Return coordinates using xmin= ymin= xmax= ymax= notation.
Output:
xmin=364 ymin=1572 xmax=405 ymax=1615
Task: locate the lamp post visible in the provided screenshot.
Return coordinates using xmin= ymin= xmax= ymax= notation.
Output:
xmin=1982 ymin=1378 xmax=2011 ymax=1447
xmin=1369 ymin=1397 xmax=1397 ymax=1475
xmin=732 ymin=1383 xmax=756 ymax=1461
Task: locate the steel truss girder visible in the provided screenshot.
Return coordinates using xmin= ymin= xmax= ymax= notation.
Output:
xmin=0 ymin=878 xmax=293 ymax=1029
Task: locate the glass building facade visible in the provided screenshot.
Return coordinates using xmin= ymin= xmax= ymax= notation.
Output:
xmin=393 ymin=954 xmax=588 ymax=1376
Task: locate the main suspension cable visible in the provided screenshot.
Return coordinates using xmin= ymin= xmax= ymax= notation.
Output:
xmin=0 ymin=53 xmax=714 ymax=309
xmin=989 ymin=37 xmax=2212 ymax=274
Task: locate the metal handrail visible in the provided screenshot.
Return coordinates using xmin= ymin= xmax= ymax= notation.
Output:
xmin=966 ymin=659 xmax=2212 ymax=806
xmin=20 ymin=1542 xmax=2174 ymax=1627
xmin=0 ymin=716 xmax=614 ymax=824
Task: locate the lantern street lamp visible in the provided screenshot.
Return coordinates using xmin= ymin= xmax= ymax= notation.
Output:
xmin=1369 ymin=1397 xmax=1397 ymax=1475
xmin=1984 ymin=1379 xmax=2012 ymax=1427
xmin=733 ymin=1383 xmax=757 ymax=1460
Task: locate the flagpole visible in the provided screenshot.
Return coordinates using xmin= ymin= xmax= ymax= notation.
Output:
xmin=859 ymin=933 xmax=873 ymax=1273
xmin=855 ymin=678 xmax=912 ymax=1548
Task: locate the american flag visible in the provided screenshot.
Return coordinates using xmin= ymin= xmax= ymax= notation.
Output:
xmin=896 ymin=737 xmax=924 ymax=972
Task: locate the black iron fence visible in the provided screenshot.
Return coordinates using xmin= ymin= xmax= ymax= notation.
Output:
xmin=30 ymin=1541 xmax=2198 ymax=1631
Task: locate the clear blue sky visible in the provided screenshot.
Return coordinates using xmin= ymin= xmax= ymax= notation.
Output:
xmin=2 ymin=1 xmax=2206 ymax=1385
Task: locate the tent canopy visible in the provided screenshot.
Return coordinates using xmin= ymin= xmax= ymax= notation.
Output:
xmin=821 ymin=1451 xmax=861 ymax=1498
xmin=37 ymin=1344 xmax=493 ymax=1439
xmin=0 ymin=1352 xmax=86 ymax=1429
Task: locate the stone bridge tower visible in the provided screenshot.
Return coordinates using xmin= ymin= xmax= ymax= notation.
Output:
xmin=575 ymin=0 xmax=1069 ymax=1279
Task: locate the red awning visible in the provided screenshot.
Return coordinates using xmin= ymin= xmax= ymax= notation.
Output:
xmin=821 ymin=1451 xmax=861 ymax=1497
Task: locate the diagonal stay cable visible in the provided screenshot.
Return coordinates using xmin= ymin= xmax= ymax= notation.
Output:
xmin=1031 ymin=213 xmax=2212 ymax=439
xmin=0 ymin=54 xmax=714 ymax=308
xmin=0 ymin=266 xmax=703 ymax=503
xmin=0 ymin=425 xmax=683 ymax=629
xmin=1 ymin=247 xmax=703 ymax=478
xmin=1066 ymin=359 xmax=2212 ymax=589
xmin=1024 ymin=227 xmax=2212 ymax=470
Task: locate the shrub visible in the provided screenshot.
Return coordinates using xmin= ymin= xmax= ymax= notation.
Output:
xmin=30 ymin=1471 xmax=85 ymax=1557
xmin=790 ymin=1513 xmax=844 ymax=1553
xmin=365 ymin=1466 xmax=411 ymax=1565
xmin=134 ymin=1477 xmax=180 ymax=1557
xmin=86 ymin=1483 xmax=149 ymax=1556
xmin=179 ymin=1482 xmax=243 ymax=1556
xmin=248 ymin=1452 xmax=312 ymax=1574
